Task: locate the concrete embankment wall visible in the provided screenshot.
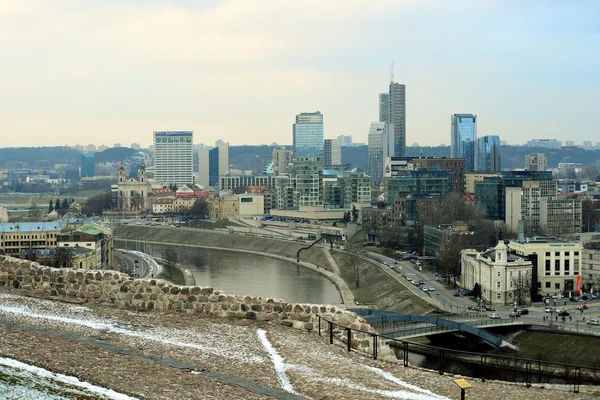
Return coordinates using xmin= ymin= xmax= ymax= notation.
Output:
xmin=0 ymin=255 xmax=380 ymax=355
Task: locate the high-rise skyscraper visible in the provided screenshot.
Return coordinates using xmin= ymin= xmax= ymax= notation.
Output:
xmin=380 ymin=83 xmax=406 ymax=157
xmin=475 ymin=135 xmax=501 ymax=172
xmin=153 ymin=131 xmax=194 ymax=186
xmin=293 ymin=111 xmax=324 ymax=157
xmin=451 ymin=114 xmax=477 ymax=171
xmin=323 ymin=139 xmax=342 ymax=168
xmin=368 ymin=122 xmax=394 ymax=187
xmin=208 ymin=142 xmax=229 ymax=187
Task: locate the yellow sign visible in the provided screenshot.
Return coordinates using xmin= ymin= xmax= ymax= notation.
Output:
xmin=453 ymin=378 xmax=472 ymax=389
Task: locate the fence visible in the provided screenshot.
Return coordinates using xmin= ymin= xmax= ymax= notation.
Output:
xmin=314 ymin=312 xmax=600 ymax=393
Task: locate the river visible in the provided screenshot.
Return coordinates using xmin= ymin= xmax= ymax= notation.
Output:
xmin=125 ymin=244 xmax=342 ymax=305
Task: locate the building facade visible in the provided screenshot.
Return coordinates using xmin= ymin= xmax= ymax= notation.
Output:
xmin=582 ymin=247 xmax=600 ymax=292
xmin=525 ymin=153 xmax=547 ymax=171
xmin=475 ymin=170 xmax=553 ymax=220
xmin=526 ymin=139 xmax=562 ymax=149
xmin=475 ymin=135 xmax=501 ymax=172
xmin=293 ymin=112 xmax=324 ymax=157
xmin=450 ymin=114 xmax=477 ymax=171
xmin=412 ymin=157 xmax=466 ymax=195
xmin=272 ymin=147 xmax=293 ymax=176
xmin=388 ymin=82 xmax=406 ymax=157
xmin=465 ymin=172 xmax=499 ymax=194
xmin=323 ymin=139 xmax=342 ymax=168
xmin=424 ymin=224 xmax=489 ymax=257
xmin=461 ymin=242 xmax=533 ymax=306
xmin=208 ymin=143 xmax=229 ymax=187
xmin=80 ymin=153 xmax=95 ymax=178
xmin=368 ymin=122 xmax=394 ymax=187
xmin=509 ymin=238 xmax=582 ymax=299
xmin=153 ymin=131 xmax=194 ymax=186
xmin=0 ymin=221 xmax=65 ymax=257
xmin=117 ymin=165 xmax=151 ymax=212
xmin=219 ymin=175 xmax=275 ymax=191
xmin=384 ymin=170 xmax=452 ymax=200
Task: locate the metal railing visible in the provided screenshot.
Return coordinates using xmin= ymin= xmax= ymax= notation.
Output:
xmin=314 ymin=312 xmax=600 ymax=392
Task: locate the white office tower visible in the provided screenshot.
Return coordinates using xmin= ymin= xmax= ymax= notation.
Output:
xmin=197 ymin=146 xmax=210 ymax=186
xmin=153 ymin=131 xmax=194 ymax=186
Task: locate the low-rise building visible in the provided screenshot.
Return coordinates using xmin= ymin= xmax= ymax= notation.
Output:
xmin=0 ymin=221 xmax=65 ymax=257
xmin=56 ymin=226 xmax=111 ymax=269
xmin=461 ymin=242 xmax=533 ymax=306
xmin=424 ymin=224 xmax=490 ymax=258
xmin=581 ymin=244 xmax=600 ymax=293
xmin=509 ymin=237 xmax=582 ymax=299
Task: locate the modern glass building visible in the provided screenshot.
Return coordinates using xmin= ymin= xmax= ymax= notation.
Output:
xmin=451 ymin=114 xmax=477 ymax=171
xmin=378 ymin=93 xmax=389 ymax=123
xmin=474 ymin=170 xmax=553 ymax=220
xmin=153 ymin=131 xmax=194 ymax=186
xmin=475 ymin=135 xmax=501 ymax=172
xmin=293 ymin=112 xmax=324 ymax=157
xmin=80 ymin=153 xmax=95 ymax=178
xmin=384 ymin=170 xmax=452 ymax=200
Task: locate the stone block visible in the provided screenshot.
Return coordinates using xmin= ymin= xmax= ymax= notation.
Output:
xmin=280 ymin=320 xmax=293 ymax=327
xmin=180 ymin=287 xmax=190 ymax=295
xmin=304 ymin=322 xmax=314 ymax=331
xmin=251 ymin=304 xmax=263 ymax=312
xmin=190 ymin=286 xmax=201 ymax=295
xmin=200 ymin=287 xmax=214 ymax=295
xmin=245 ymin=312 xmax=257 ymax=320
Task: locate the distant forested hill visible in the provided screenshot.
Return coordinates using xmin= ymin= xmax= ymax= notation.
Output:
xmin=0 ymin=147 xmax=81 ymax=169
xmin=95 ymin=147 xmax=138 ymax=162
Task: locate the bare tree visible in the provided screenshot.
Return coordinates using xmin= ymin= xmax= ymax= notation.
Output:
xmin=130 ymin=192 xmax=143 ymax=211
xmin=53 ymin=247 xmax=73 ymax=269
xmin=345 ymin=243 xmax=365 ymax=288
xmin=511 ymin=270 xmax=532 ymax=306
xmin=437 ymin=235 xmax=464 ymax=285
xmin=163 ymin=247 xmax=179 ymax=279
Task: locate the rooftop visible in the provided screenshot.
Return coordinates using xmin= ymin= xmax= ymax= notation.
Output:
xmin=0 ymin=221 xmax=67 ymax=232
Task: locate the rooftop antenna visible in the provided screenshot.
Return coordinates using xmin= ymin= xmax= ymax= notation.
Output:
xmin=390 ymin=62 xmax=394 ymax=83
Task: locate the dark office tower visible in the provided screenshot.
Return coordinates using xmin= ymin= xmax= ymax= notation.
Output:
xmin=80 ymin=153 xmax=95 ymax=178
xmin=451 ymin=114 xmax=477 ymax=171
xmin=388 ymin=83 xmax=406 ymax=157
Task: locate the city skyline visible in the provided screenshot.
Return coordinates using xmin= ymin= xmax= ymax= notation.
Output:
xmin=0 ymin=1 xmax=598 ymax=148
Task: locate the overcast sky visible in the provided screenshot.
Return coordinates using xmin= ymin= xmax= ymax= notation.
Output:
xmin=1 ymin=0 xmax=598 ymax=148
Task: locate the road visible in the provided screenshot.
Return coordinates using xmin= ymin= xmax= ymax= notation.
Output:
xmin=113 ymin=249 xmax=150 ymax=278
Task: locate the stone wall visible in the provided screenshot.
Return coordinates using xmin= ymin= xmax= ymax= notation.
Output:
xmin=0 ymin=255 xmax=383 ymax=356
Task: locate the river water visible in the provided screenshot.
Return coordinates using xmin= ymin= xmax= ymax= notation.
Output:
xmin=138 ymin=244 xmax=342 ymax=305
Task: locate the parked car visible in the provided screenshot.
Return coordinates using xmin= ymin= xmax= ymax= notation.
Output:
xmin=427 ymin=286 xmax=435 ymax=291
xmin=587 ymin=319 xmax=600 ymax=326
xmin=581 ymin=295 xmax=590 ymax=301
xmin=484 ymin=306 xmax=496 ymax=312
xmin=509 ymin=311 xmax=521 ymax=318
xmin=576 ymin=304 xmax=589 ymax=311
xmin=489 ymin=313 xmax=501 ymax=319
xmin=519 ymin=309 xmax=529 ymax=315
xmin=558 ymin=310 xmax=570 ymax=317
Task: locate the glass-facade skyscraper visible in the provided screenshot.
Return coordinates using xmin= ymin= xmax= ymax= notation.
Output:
xmin=475 ymin=135 xmax=501 ymax=172
xmin=451 ymin=114 xmax=477 ymax=171
xmin=293 ymin=112 xmax=324 ymax=157
xmin=368 ymin=122 xmax=394 ymax=188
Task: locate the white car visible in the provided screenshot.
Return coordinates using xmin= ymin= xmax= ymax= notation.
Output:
xmin=489 ymin=313 xmax=501 ymax=319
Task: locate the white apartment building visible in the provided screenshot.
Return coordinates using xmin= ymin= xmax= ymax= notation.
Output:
xmin=509 ymin=237 xmax=582 ymax=298
xmin=323 ymin=139 xmax=342 ymax=167
xmin=153 ymin=131 xmax=194 ymax=186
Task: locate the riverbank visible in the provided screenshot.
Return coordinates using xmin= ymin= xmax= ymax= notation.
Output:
xmin=115 ymin=238 xmax=353 ymax=306
xmin=114 ymin=226 xmax=428 ymax=311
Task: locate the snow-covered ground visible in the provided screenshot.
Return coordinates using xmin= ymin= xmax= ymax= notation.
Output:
xmin=0 ymin=292 xmax=594 ymax=399
xmin=0 ymin=356 xmax=137 ymax=400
